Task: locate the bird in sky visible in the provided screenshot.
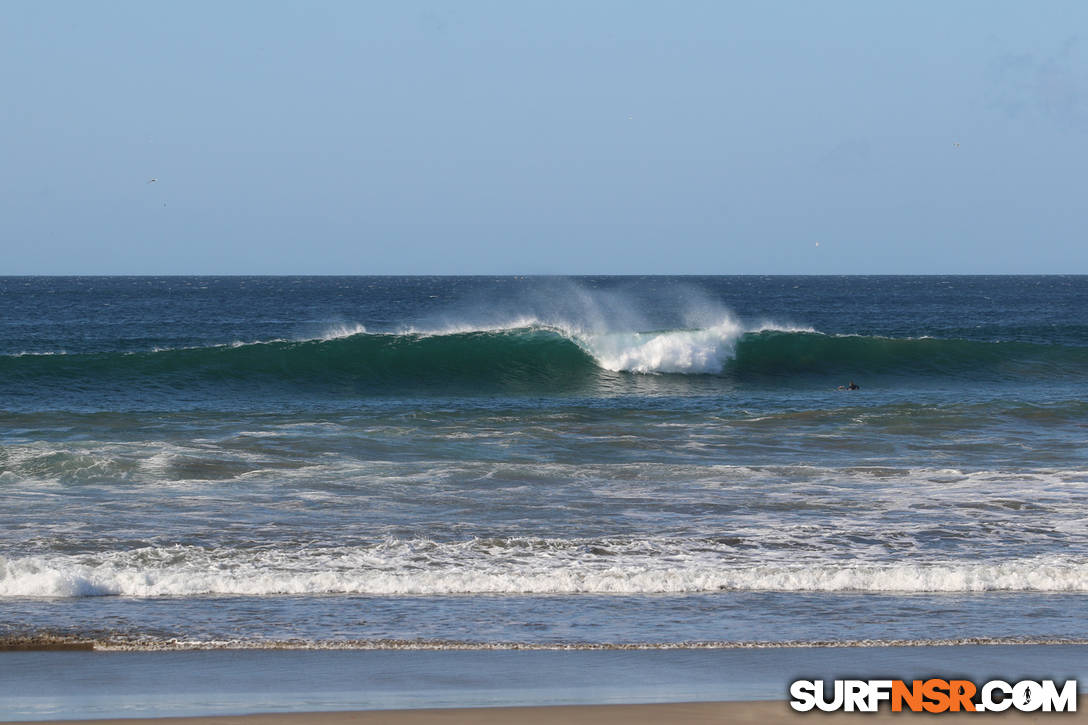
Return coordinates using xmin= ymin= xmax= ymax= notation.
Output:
xmin=147 ymin=178 xmax=157 ymax=183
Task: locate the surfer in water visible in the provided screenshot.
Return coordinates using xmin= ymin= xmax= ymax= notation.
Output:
xmin=838 ymin=381 xmax=860 ymax=391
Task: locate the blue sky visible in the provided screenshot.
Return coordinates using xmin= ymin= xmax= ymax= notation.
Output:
xmin=2 ymin=1 xmax=1086 ymax=274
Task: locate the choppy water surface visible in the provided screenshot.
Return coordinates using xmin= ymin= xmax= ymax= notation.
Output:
xmin=1 ymin=276 xmax=1086 ymax=649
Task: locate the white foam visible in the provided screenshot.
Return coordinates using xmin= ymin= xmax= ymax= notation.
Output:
xmin=356 ymin=280 xmax=814 ymax=375
xmin=11 ymin=309 xmax=806 ymax=378
xmin=88 ymin=636 xmax=1088 ymax=651
xmin=400 ymin=317 xmax=545 ymax=337
xmin=574 ymin=320 xmax=746 ymax=374
xmin=4 ymin=542 xmax=1087 ymax=598
xmin=394 ymin=315 xmax=808 ymax=375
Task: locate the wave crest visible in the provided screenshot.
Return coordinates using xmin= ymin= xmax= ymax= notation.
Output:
xmin=577 ymin=321 xmax=745 ymax=374
xmin=4 ymin=542 xmax=1088 ymax=598
xmin=3 ymin=323 xmax=1086 ymax=397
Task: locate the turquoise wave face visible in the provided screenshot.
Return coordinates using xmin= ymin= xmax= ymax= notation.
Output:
xmin=3 ymin=325 xmax=1088 ymax=407
xmin=2 ymin=277 xmax=1088 ymax=654
xmin=0 ymin=328 xmax=600 ymax=400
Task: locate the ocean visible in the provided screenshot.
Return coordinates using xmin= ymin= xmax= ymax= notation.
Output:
xmin=2 ymin=275 xmax=1088 ymax=652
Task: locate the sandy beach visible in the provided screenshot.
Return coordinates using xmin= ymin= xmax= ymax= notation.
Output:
xmin=12 ymin=699 xmax=1088 ymax=725
xmin=4 ymin=645 xmax=1085 ymax=722
xmin=5 ymin=0 xmax=1088 ymax=716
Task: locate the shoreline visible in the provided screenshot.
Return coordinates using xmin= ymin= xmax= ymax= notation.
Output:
xmin=10 ymin=699 xmax=1088 ymax=725
xmin=4 ymin=644 xmax=1087 ymax=721
xmin=8 ymin=635 xmax=1088 ymax=653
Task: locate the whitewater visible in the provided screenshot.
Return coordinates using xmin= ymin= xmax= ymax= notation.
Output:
xmin=2 ymin=275 xmax=1087 ymax=650
xmin=6 ymin=543 xmax=1088 ymax=598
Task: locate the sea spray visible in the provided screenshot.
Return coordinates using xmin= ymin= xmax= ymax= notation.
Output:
xmin=575 ymin=320 xmax=746 ymax=374
xmin=4 ymin=276 xmax=1088 ymax=651
xmin=3 ymin=327 xmax=1086 ymax=400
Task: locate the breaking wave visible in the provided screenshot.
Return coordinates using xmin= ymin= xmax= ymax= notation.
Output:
xmin=3 ymin=323 xmax=1086 ymax=396
xmin=5 ymin=635 xmax=1086 ymax=652
xmin=4 ymin=541 xmax=1088 ymax=598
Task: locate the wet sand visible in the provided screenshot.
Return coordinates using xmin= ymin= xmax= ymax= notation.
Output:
xmin=11 ymin=699 xmax=1087 ymax=725
xmin=5 ymin=646 xmax=1086 ymax=722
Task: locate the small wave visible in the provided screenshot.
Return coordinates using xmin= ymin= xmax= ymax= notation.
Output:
xmin=5 ymin=634 xmax=1087 ymax=652
xmin=4 ymin=542 xmax=1088 ymax=598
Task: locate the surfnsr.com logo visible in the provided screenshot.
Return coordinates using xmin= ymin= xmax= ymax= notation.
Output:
xmin=789 ymin=679 xmax=1077 ymax=713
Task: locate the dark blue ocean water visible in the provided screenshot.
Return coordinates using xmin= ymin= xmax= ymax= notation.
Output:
xmin=1 ymin=276 xmax=1087 ymax=649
